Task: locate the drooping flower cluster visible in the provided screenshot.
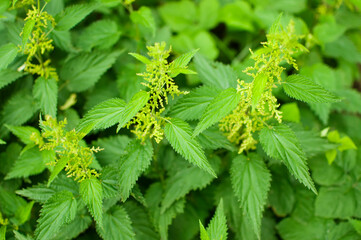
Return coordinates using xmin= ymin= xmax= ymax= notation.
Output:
xmin=127 ymin=42 xmax=187 ymax=143
xmin=33 ymin=116 xmax=101 ymax=182
xmin=20 ymin=2 xmax=58 ymax=80
xmin=220 ymin=21 xmax=308 ymax=153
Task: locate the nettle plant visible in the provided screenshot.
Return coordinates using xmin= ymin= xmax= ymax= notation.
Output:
xmin=1 ymin=0 xmax=361 ymax=240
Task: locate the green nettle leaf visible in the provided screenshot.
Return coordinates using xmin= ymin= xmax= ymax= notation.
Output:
xmin=35 ymin=191 xmax=77 ymax=240
xmin=6 ymin=148 xmax=47 ymax=179
xmin=56 ymin=3 xmax=99 ymax=31
xmin=48 ymin=156 xmax=69 ymax=187
xmin=116 ymin=91 xmax=149 ymax=131
xmin=259 ymin=125 xmax=317 ymax=194
xmin=0 ymin=69 xmax=23 ymax=90
xmin=77 ymin=98 xmax=126 ymax=134
xmin=21 ymin=19 xmax=35 ymax=49
xmin=0 ymin=43 xmax=18 ymax=70
xmin=169 ymin=49 xmax=198 ymax=77
xmin=118 ymin=139 xmax=153 ymax=201
xmin=53 ymin=213 xmax=92 ymax=240
xmin=130 ymin=6 xmax=156 ymax=36
xmin=206 ymin=199 xmax=228 ymax=240
xmin=193 ymin=88 xmax=240 ymax=136
xmin=129 ymin=53 xmax=151 ymax=64
xmin=252 ymin=73 xmax=268 ymax=108
xmin=315 ymin=186 xmax=356 ymax=219
xmin=80 ymin=178 xmax=104 ymax=228
xmin=199 ymin=221 xmax=210 ymax=240
xmin=1 ymin=92 xmax=38 ymax=127
xmin=77 ymin=19 xmax=121 ymax=51
xmin=164 ymin=118 xmax=216 ymax=177
xmin=61 ymin=51 xmax=121 ymax=92
xmin=6 ymin=125 xmax=40 ymax=145
xmin=168 ymin=86 xmax=220 ymax=121
xmin=17 ymin=184 xmax=56 ymax=203
xmin=349 ymin=219 xmax=361 ymax=235
xmin=161 ymin=162 xmax=217 ymax=212
xmin=96 ymin=206 xmax=135 ymax=240
xmin=33 ymin=77 xmax=58 ymax=118
xmin=0 ymin=226 xmax=6 ymax=240
xmin=194 ymin=54 xmax=238 ymax=89
xmin=230 ymin=154 xmax=271 ymax=238
xmin=283 ymin=75 xmax=341 ymax=103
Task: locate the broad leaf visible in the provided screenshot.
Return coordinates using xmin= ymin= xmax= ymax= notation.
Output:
xmin=207 ymin=199 xmax=228 ymax=240
xmin=61 ymin=51 xmax=121 ymax=92
xmin=48 ymin=156 xmax=69 ymax=187
xmin=56 ymin=3 xmax=99 ymax=31
xmin=168 ymin=86 xmax=220 ymax=121
xmin=200 ymin=221 xmax=210 ymax=240
xmin=170 ymin=49 xmax=198 ymax=77
xmin=0 ymin=69 xmax=23 ymax=90
xmin=130 ymin=6 xmax=156 ymax=37
xmin=35 ymin=191 xmax=77 ymax=240
xmin=230 ymin=154 xmax=271 ymax=238
xmin=77 ymin=98 xmax=126 ymax=134
xmin=259 ymin=125 xmax=316 ymax=193
xmin=283 ymin=75 xmax=341 ymax=103
xmin=80 ymin=178 xmax=103 ymax=228
xmin=53 ymin=213 xmax=92 ymax=240
xmin=118 ymin=139 xmax=153 ymax=201
xmin=116 ymin=91 xmax=149 ymax=131
xmin=6 ymin=148 xmax=47 ymax=179
xmin=194 ymin=54 xmax=238 ymax=89
xmin=21 ymin=19 xmax=35 ymax=49
xmin=96 ymin=206 xmax=135 ymax=240
xmin=161 ymin=158 xmax=218 ymax=212
xmin=33 ymin=77 xmax=58 ymax=117
xmin=6 ymin=125 xmax=40 ymax=145
xmin=0 ymin=43 xmax=18 ymax=70
xmin=164 ymin=118 xmax=216 ymax=177
xmin=193 ymin=88 xmax=240 ymax=136
xmin=17 ymin=184 xmax=56 ymax=203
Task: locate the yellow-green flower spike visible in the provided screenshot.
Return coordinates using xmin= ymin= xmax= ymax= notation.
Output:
xmin=220 ymin=21 xmax=308 ymax=154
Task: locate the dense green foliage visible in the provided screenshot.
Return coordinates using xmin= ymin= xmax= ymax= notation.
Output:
xmin=1 ymin=0 xmax=361 ymax=239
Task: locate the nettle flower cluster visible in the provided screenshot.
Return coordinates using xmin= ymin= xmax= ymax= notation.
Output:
xmin=33 ymin=116 xmax=101 ymax=182
xmin=220 ymin=21 xmax=308 ymax=153
xmin=20 ymin=1 xmax=57 ymax=79
xmin=127 ymin=42 xmax=188 ymax=143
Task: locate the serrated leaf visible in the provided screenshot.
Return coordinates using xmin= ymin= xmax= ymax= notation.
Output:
xmin=0 ymin=69 xmax=23 ymax=90
xmin=283 ymin=75 xmax=341 ymax=103
xmin=33 ymin=77 xmax=58 ymax=118
xmin=259 ymin=125 xmax=316 ymax=194
xmin=13 ymin=230 xmax=33 ymax=240
xmin=56 ymin=3 xmax=99 ymax=31
xmin=170 ymin=49 xmax=198 ymax=77
xmin=21 ymin=19 xmax=35 ymax=50
xmin=77 ymin=19 xmax=121 ymax=51
xmin=6 ymin=148 xmax=47 ymax=180
xmin=161 ymin=159 xmax=218 ymax=212
xmin=35 ymin=191 xmax=77 ymax=240
xmin=200 ymin=221 xmax=210 ymax=240
xmin=164 ymin=118 xmax=216 ymax=177
xmin=194 ymin=88 xmax=240 ymax=136
xmin=48 ymin=156 xmax=69 ymax=187
xmin=77 ymin=98 xmax=126 ymax=134
xmin=194 ymin=54 xmax=238 ymax=89
xmin=118 ymin=139 xmax=153 ymax=201
xmin=230 ymin=154 xmax=271 ymax=238
xmin=0 ymin=43 xmax=18 ymax=70
xmin=61 ymin=51 xmax=121 ymax=92
xmin=168 ymin=86 xmax=220 ymax=121
xmin=1 ymin=91 xmax=38 ymax=128
xmin=146 ymin=183 xmax=185 ymax=240
xmin=16 ymin=184 xmax=56 ymax=203
xmin=116 ymin=90 xmax=149 ymax=131
xmin=252 ymin=73 xmax=268 ymax=108
xmin=96 ymin=206 xmax=135 ymax=240
xmin=130 ymin=6 xmax=156 ymax=36
xmin=5 ymin=125 xmax=40 ymax=145
xmin=124 ymin=201 xmax=159 ymax=240
xmin=52 ymin=213 xmax=92 ymax=240
xmin=80 ymin=178 xmax=103 ymax=228
xmin=268 ymin=13 xmax=283 ymax=34
xmin=129 ymin=53 xmax=151 ymax=64
xmin=207 ymin=199 xmax=228 ymax=240
xmin=197 ymin=126 xmax=236 ymax=151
